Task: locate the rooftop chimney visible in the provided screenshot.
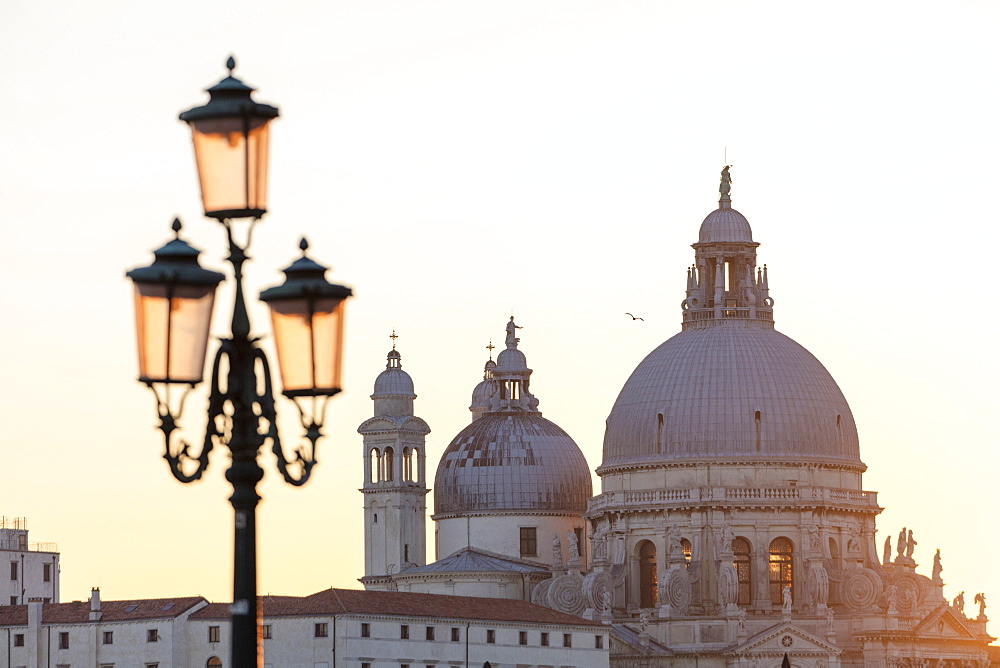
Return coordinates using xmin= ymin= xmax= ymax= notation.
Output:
xmin=89 ymin=587 xmax=102 ymax=621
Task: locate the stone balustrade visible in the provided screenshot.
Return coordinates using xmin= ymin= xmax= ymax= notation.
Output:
xmin=587 ymin=486 xmax=879 ymax=513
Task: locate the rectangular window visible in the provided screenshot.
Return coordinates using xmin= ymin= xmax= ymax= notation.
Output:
xmin=315 ymin=623 xmax=329 ymax=638
xmin=147 ymin=629 xmax=158 ymax=642
xmin=10 ymin=562 xmax=17 ymax=580
xmin=43 ymin=563 xmax=51 ymax=582
xmin=486 ymin=629 xmax=495 ymax=644
xmin=13 ymin=633 xmax=24 ymax=647
xmin=262 ymin=624 xmax=272 ymax=639
xmin=519 ymin=527 xmax=537 ymax=557
xmin=563 ymin=633 xmax=572 ymax=647
xmin=519 ymin=631 xmax=527 ymax=645
xmin=209 ymin=626 xmax=220 ymax=643
xmin=595 ymin=635 xmax=604 ymax=649
xmin=401 ymin=664 xmax=410 ymax=668
xmin=362 ymin=664 xmax=371 ymax=668
xmin=541 ymin=632 xmax=549 ymax=646
xmin=10 ymin=596 xmax=18 ymax=605
xmin=146 ymin=664 xmax=160 ymax=668
xmin=100 ymin=664 xmax=114 ymax=668
xmin=58 ymin=631 xmax=69 ymax=649
xmin=361 ymin=622 xmax=370 ymax=638
xmin=425 ymin=626 xmax=434 ymax=641
xmin=400 ymin=624 xmax=409 ymax=639
xmin=404 ymin=544 xmax=409 ymax=562
xmin=103 ymin=631 xmax=113 ymax=644
xmin=451 ymin=627 xmax=460 ymax=642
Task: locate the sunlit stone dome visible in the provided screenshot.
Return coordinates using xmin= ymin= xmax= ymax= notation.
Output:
xmin=434 ymin=318 xmax=592 ymax=516
xmin=372 ymin=348 xmax=415 ymax=397
xmin=601 ymin=325 xmax=860 ymax=468
xmin=435 ymin=413 xmax=592 ymax=516
xmin=601 ymin=168 xmax=861 ymax=470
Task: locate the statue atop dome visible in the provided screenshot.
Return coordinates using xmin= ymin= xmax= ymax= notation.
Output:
xmin=719 ymin=165 xmax=732 ymax=204
xmin=505 ymin=316 xmax=522 ymax=347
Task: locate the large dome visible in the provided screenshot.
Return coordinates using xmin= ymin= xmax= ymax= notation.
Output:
xmin=602 ymin=321 xmax=860 ymax=468
xmin=434 ymin=414 xmax=592 ymax=516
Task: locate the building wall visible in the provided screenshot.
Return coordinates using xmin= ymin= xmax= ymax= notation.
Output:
xmin=1 ymin=537 xmax=60 ymax=605
xmin=436 ymin=514 xmax=587 ymax=568
xmin=186 ymin=613 xmax=609 ymax=668
xmin=2 ymin=608 xmax=203 ymax=668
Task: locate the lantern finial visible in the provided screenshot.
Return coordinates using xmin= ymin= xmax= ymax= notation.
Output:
xmin=226 ymin=56 xmax=236 ymax=74
xmin=299 ymin=237 xmax=309 ymax=254
xmin=172 ymin=217 xmax=183 ymax=236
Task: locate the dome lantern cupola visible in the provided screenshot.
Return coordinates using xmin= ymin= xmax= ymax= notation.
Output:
xmin=684 ymin=166 xmax=773 ymax=330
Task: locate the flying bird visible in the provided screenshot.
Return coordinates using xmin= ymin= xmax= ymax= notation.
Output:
xmin=626 ymin=313 xmax=644 ymax=321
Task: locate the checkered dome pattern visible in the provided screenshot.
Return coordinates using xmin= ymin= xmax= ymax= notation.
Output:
xmin=434 ymin=414 xmax=592 ymax=515
xmin=602 ymin=323 xmax=861 ymax=466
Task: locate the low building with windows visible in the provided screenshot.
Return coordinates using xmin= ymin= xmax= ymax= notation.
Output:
xmin=0 ymin=587 xmax=609 ymax=668
xmin=1 ymin=517 xmax=60 ymax=606
xmin=0 ymin=588 xmax=207 ymax=668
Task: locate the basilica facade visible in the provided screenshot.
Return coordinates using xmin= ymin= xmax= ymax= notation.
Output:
xmin=359 ymin=169 xmax=995 ymax=667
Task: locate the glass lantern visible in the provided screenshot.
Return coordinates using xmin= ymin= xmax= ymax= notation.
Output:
xmin=179 ymin=57 xmax=279 ymax=220
xmin=259 ymin=239 xmax=352 ymax=397
xmin=126 ymin=219 xmax=225 ymax=384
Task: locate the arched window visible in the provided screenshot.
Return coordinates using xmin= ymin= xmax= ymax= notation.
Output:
xmin=411 ymin=447 xmax=420 ymax=482
xmin=207 ymin=658 xmax=222 ymax=668
xmin=369 ymin=448 xmax=381 ymax=483
xmin=383 ymin=446 xmax=395 ymax=482
xmin=769 ymin=537 xmax=794 ymax=605
xmin=638 ymin=541 xmax=658 ymax=608
xmin=733 ymin=537 xmax=752 ymax=606
xmin=403 ymin=447 xmax=412 ymax=482
xmin=680 ymin=538 xmax=692 ymax=568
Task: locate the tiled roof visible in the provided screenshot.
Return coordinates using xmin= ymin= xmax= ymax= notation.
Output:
xmin=400 ymin=547 xmax=549 ymax=575
xmin=191 ymin=588 xmax=604 ymax=627
xmin=0 ymin=596 xmax=206 ymax=626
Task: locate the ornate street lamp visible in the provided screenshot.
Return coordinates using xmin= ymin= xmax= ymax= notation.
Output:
xmin=126 ymin=58 xmax=351 ymax=668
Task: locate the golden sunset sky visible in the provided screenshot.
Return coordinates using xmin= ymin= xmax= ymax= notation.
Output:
xmin=1 ymin=0 xmax=997 ymax=631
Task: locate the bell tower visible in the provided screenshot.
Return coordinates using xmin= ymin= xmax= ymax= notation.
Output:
xmin=358 ymin=336 xmax=431 ymax=590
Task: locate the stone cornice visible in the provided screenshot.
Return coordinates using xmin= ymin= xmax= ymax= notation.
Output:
xmin=596 ymin=458 xmax=868 ymax=476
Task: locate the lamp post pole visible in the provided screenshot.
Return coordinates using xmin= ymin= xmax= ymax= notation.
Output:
xmin=126 ymin=59 xmax=351 ymax=668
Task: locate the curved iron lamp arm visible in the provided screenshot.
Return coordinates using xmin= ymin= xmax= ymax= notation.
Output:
xmin=156 ymin=343 xmax=231 ymax=483
xmin=254 ymin=347 xmax=320 ymax=486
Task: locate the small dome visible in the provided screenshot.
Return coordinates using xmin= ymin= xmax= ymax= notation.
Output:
xmin=496 ymin=347 xmax=527 ymax=370
xmin=372 ymin=349 xmax=415 ymax=397
xmin=698 ymin=206 xmax=753 ymax=243
xmin=470 ymin=378 xmax=496 ymax=410
xmin=434 ymin=414 xmax=592 ymax=516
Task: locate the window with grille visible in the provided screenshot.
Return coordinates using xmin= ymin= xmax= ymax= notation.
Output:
xmin=733 ymin=537 xmax=752 ymax=606
xmin=519 ymin=527 xmax=537 ymax=557
xmin=769 ymin=537 xmax=794 ymax=605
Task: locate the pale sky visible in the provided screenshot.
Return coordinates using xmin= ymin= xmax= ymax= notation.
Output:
xmin=1 ymin=0 xmax=997 ymax=631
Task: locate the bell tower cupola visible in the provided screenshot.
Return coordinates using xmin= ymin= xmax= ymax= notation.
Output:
xmin=358 ymin=333 xmax=431 ymax=590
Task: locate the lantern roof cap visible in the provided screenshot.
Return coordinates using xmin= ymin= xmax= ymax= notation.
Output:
xmin=179 ymin=56 xmax=279 ymax=123
xmin=125 ymin=218 xmax=225 ymax=286
xmin=259 ymin=237 xmax=352 ymax=303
